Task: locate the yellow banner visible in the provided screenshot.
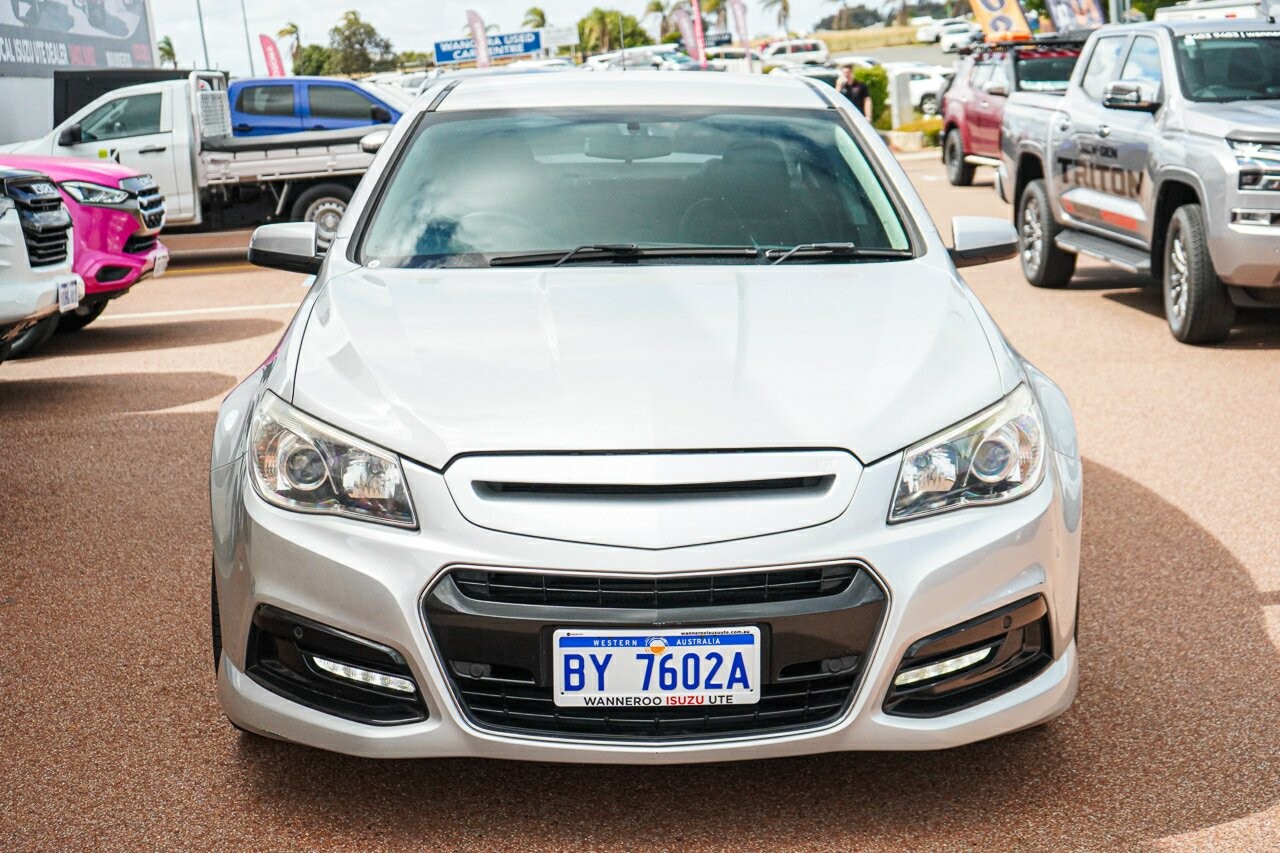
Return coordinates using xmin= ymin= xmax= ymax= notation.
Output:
xmin=970 ymin=0 xmax=1033 ymax=43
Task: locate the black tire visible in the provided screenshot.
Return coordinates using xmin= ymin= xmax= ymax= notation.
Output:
xmin=1017 ymin=179 xmax=1076 ymax=288
xmin=290 ymin=183 xmax=353 ymax=252
xmin=56 ymin=298 xmax=108 ymax=333
xmin=944 ymin=129 xmax=975 ymax=187
xmin=920 ymin=93 xmax=939 ymax=116
xmin=7 ymin=314 xmax=58 ymax=358
xmin=1164 ymin=203 xmax=1234 ymax=344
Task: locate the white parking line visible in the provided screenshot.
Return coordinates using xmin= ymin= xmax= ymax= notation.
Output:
xmin=98 ymin=303 xmax=301 ymax=322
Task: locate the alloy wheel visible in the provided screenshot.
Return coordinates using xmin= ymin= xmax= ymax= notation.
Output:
xmin=1168 ymin=232 xmax=1189 ymax=321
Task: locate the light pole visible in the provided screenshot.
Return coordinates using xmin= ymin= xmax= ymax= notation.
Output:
xmin=239 ymin=0 xmax=257 ymax=75
xmin=194 ymin=0 xmax=210 ymax=69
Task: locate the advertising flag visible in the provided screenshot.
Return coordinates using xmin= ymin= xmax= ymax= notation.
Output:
xmin=466 ymin=10 xmax=491 ymax=67
xmin=673 ymin=9 xmax=696 ymax=58
xmin=689 ymin=0 xmax=707 ymax=65
xmin=1044 ymin=0 xmax=1105 ymax=33
xmin=970 ymin=0 xmax=1034 ymax=42
xmin=259 ymin=35 xmax=286 ymax=77
xmin=729 ymin=0 xmax=750 ymax=47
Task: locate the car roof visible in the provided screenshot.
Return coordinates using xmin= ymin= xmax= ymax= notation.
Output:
xmin=1096 ymin=18 xmax=1280 ymax=36
xmin=432 ymin=70 xmax=831 ymax=111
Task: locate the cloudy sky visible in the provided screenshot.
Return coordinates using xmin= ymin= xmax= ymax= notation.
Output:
xmin=151 ymin=0 xmax=852 ymax=75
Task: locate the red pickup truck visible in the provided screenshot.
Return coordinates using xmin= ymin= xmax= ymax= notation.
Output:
xmin=941 ymin=42 xmax=1083 ymax=187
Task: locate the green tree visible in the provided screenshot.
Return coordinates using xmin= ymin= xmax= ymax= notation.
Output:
xmin=759 ymin=0 xmax=791 ymax=34
xmin=156 ymin=35 xmax=176 ymax=68
xmin=277 ymin=22 xmax=301 ymax=63
xmin=523 ymin=7 xmax=548 ymax=28
xmin=643 ymin=0 xmax=688 ymax=38
xmin=294 ymin=44 xmax=333 ymax=75
xmin=577 ymin=8 xmax=652 ymax=54
xmin=397 ymin=50 xmax=434 ymax=68
xmin=325 ymin=10 xmax=395 ymax=74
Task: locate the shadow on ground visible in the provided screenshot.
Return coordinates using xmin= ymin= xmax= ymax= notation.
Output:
xmin=221 ymin=459 xmax=1280 ymax=849
xmin=0 ymin=371 xmax=235 ymax=420
xmin=27 ymin=317 xmax=283 ymax=359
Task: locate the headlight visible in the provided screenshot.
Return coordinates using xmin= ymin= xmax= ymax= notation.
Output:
xmin=890 ymin=384 xmax=1045 ymax=522
xmin=60 ymin=181 xmax=130 ymax=206
xmin=248 ymin=392 xmax=416 ymax=528
xmin=1229 ymin=139 xmax=1280 ymax=192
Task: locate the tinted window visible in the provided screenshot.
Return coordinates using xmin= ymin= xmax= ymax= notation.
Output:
xmin=989 ymin=63 xmax=1010 ymax=91
xmin=361 ymin=108 xmax=911 ymax=267
xmin=1120 ymin=36 xmax=1163 ymax=87
xmin=1014 ymin=51 xmax=1081 ymax=92
xmin=971 ymin=63 xmax=994 ymax=88
xmin=1173 ymin=31 xmax=1280 ymax=102
xmin=308 ymin=85 xmax=377 ymax=119
xmin=236 ymin=85 xmax=295 ymax=117
xmin=1081 ymin=37 xmax=1128 ymax=100
xmin=80 ymin=93 xmax=162 ymax=142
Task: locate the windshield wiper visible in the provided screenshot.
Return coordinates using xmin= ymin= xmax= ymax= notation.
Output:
xmin=767 ymin=242 xmax=912 ymax=265
xmin=489 ymin=245 xmax=762 ymax=267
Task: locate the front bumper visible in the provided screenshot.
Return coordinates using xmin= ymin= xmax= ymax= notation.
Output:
xmin=1211 ymin=201 xmax=1280 ymax=287
xmin=0 ymin=208 xmax=81 ymax=329
xmin=213 ymin=448 xmax=1081 ymax=762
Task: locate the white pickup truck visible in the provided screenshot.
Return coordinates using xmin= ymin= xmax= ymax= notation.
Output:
xmin=2 ymin=72 xmax=380 ymax=245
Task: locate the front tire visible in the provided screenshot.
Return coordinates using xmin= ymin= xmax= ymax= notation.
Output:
xmin=1164 ymin=203 xmax=1234 ymax=344
xmin=1017 ymin=179 xmax=1076 ymax=288
xmin=7 ymin=314 xmax=58 ymax=358
xmin=291 ymin=183 xmax=353 ymax=252
xmin=944 ymin=129 xmax=975 ymax=186
xmin=56 ymin=299 xmax=108 ymax=333
xmin=211 ymin=563 xmax=222 ymax=673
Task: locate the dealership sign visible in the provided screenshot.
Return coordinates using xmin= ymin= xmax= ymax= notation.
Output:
xmin=433 ymin=30 xmax=543 ymax=64
xmin=0 ymin=0 xmax=155 ymax=76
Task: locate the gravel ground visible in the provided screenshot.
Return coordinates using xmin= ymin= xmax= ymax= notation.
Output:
xmin=1 ymin=157 xmax=1277 ymax=850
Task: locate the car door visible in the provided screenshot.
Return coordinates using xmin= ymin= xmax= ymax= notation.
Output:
xmin=970 ymin=60 xmax=1009 ymax=159
xmin=1052 ymin=34 xmax=1130 ymax=234
xmin=963 ymin=62 xmax=994 ymax=151
xmin=1093 ymin=35 xmax=1164 ymax=244
xmin=231 ymin=82 xmax=302 ymax=136
xmin=58 ymin=87 xmax=194 ymax=222
xmin=303 ymin=82 xmax=386 ymax=131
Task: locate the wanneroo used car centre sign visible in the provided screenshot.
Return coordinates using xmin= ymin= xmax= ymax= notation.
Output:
xmin=433 ymin=30 xmax=543 ymax=64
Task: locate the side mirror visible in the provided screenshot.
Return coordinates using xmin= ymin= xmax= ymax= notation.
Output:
xmin=949 ymin=216 xmax=1018 ymax=268
xmin=370 ymin=105 xmax=392 ymax=123
xmin=247 ymin=222 xmax=322 ymax=274
xmin=57 ymin=124 xmax=82 ymax=146
xmin=1103 ymin=80 xmax=1161 ymax=112
xmin=359 ymin=128 xmax=391 ymax=154
xmin=984 ymin=80 xmax=1008 ymax=97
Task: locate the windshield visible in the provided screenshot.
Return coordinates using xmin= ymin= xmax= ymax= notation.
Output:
xmin=359 ymin=108 xmax=912 ymax=268
xmin=1015 ymin=52 xmax=1080 ymax=92
xmin=1173 ymin=31 xmax=1280 ymax=102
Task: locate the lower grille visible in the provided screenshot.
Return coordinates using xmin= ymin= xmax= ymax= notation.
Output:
xmin=124 ymin=233 xmax=158 ymax=255
xmin=456 ymin=672 xmax=858 ymax=739
xmin=425 ymin=563 xmax=887 ymax=741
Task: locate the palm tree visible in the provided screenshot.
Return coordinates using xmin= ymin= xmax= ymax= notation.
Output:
xmin=523 ymin=7 xmax=548 ymax=28
xmin=643 ymin=0 xmax=688 ymax=38
xmin=702 ymin=0 xmax=728 ymax=32
xmin=580 ymin=7 xmax=614 ymax=54
xmin=277 ymin=22 xmax=301 ymax=63
xmin=759 ymin=0 xmax=791 ymax=34
xmin=157 ymin=35 xmax=176 ymax=68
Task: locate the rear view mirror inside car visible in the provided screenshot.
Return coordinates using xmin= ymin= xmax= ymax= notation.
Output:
xmin=585 ymin=134 xmax=674 ymax=161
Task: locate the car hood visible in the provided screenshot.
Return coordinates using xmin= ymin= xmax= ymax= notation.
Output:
xmin=1186 ymin=101 xmax=1280 ymax=143
xmin=0 ymin=154 xmax=142 ymax=186
xmin=290 ymin=263 xmax=1004 ymax=469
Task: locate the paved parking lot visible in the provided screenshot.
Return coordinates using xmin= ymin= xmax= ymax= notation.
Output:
xmin=2 ymin=155 xmax=1277 ymax=850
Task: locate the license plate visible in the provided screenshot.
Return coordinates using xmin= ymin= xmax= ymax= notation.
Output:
xmin=152 ymin=250 xmax=169 ymax=278
xmin=553 ymin=626 xmax=761 ymax=708
xmin=56 ymin=277 xmax=79 ymax=313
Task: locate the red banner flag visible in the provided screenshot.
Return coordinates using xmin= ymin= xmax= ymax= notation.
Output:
xmin=689 ymin=0 xmax=707 ymax=66
xmin=466 ymin=10 xmax=491 ymax=68
xmin=259 ymin=35 xmax=286 ymax=77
